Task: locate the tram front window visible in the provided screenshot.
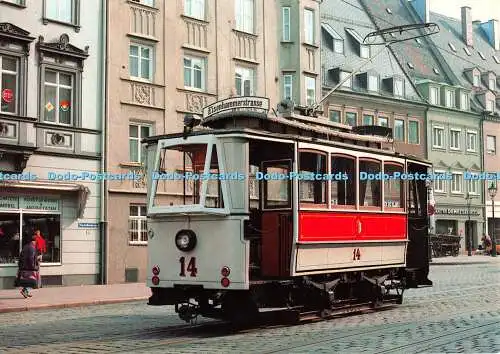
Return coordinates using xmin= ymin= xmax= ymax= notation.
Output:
xmin=152 ymin=143 xmax=223 ymax=208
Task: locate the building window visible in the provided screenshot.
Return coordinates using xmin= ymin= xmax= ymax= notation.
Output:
xmin=283 ymin=74 xmax=292 ymax=100
xmin=368 ymin=75 xmax=378 ymax=91
xmin=360 ymin=45 xmax=369 ymax=58
xmin=487 ymin=135 xmax=496 ymax=154
xmin=377 ymin=116 xmax=388 ymax=127
xmin=185 ymin=0 xmax=204 ymax=19
xmin=129 ymin=205 xmax=148 ymax=244
xmin=433 ymin=170 xmax=446 ymax=193
xmin=43 ymin=70 xmax=74 ymax=125
xmin=45 ymin=0 xmax=77 ymax=24
xmin=362 ymin=114 xmax=373 ymax=125
xmin=467 ymin=178 xmax=478 ymax=195
xmin=340 ymin=71 xmax=351 ymax=88
xmin=433 ymin=126 xmax=444 ymax=148
xmin=235 ymin=0 xmax=254 ymax=33
xmin=184 ymin=56 xmax=205 ymax=90
xmin=235 ymin=66 xmax=254 ymax=96
xmin=129 ymin=124 xmax=151 ymax=163
xmin=408 ymin=120 xmax=419 ymax=144
xmin=129 ymin=44 xmax=153 ymax=81
xmin=451 ymin=173 xmax=462 ymax=194
xmin=430 ymin=86 xmax=438 ymax=104
xmin=466 ymin=131 xmax=477 ymax=152
xmin=282 ymin=7 xmax=290 ymax=41
xmin=460 ymin=92 xmax=469 ymax=110
xmin=305 ymin=76 xmax=315 ymax=105
xmin=487 ymin=100 xmax=495 ymax=112
xmin=394 ymin=119 xmax=404 ymax=141
xmin=394 ymin=79 xmax=403 ymax=97
xmin=450 ymin=129 xmax=460 ymax=150
xmin=345 ymin=112 xmax=356 ymax=127
xmin=304 ymin=9 xmax=314 ymax=44
xmin=473 ymin=74 xmax=479 ymax=86
xmin=329 ymin=110 xmax=340 ymax=123
xmin=445 ymin=89 xmax=455 ymax=108
xmin=489 ymin=78 xmax=496 ymax=91
xmin=0 ymin=55 xmax=18 ymax=115
xmin=321 ymin=23 xmax=343 ymax=53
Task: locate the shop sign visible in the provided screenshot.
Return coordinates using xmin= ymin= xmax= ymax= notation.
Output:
xmin=435 ymin=208 xmax=480 ymax=216
xmin=19 ymin=196 xmax=60 ymax=211
xmin=202 ymin=97 xmax=270 ymax=120
xmin=0 ymin=195 xmax=19 ymax=209
xmin=78 ymin=222 xmax=99 ymax=228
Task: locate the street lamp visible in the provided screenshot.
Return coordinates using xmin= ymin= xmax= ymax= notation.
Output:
xmin=488 ymin=182 xmax=497 ymax=257
xmin=465 ymin=193 xmax=472 ymax=256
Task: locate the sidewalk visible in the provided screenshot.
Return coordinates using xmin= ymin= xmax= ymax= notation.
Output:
xmin=0 ymin=283 xmax=151 ymax=314
xmin=430 ymin=254 xmax=500 ymax=265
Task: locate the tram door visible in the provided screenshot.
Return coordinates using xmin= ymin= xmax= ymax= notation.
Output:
xmin=406 ymin=161 xmax=432 ymax=287
xmin=247 ymin=140 xmax=294 ymax=279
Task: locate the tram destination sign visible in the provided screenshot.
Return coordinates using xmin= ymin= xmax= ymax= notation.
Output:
xmin=202 ymin=97 xmax=270 ymax=120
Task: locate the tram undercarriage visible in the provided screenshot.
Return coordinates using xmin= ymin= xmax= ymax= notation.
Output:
xmin=148 ymin=267 xmax=407 ymax=324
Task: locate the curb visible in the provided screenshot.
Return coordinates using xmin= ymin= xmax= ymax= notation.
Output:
xmin=430 ymin=261 xmax=494 ymax=266
xmin=0 ymin=296 xmax=148 ymax=314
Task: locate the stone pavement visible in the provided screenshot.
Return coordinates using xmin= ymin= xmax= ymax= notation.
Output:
xmin=430 ymin=254 xmax=500 ymax=265
xmin=0 ymin=282 xmax=151 ymax=313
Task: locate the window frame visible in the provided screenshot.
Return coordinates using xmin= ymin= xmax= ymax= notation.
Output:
xmin=129 ymin=43 xmax=154 ymax=82
xmin=368 ymin=75 xmax=378 ymax=92
xmin=345 ymin=111 xmax=357 ymax=127
xmin=360 ymin=44 xmax=369 ymax=59
xmin=445 ymin=89 xmax=455 ymax=108
xmin=408 ymin=120 xmax=419 ymax=144
xmin=393 ymin=78 xmax=404 ymax=97
xmin=305 ymin=75 xmax=316 ymax=106
xmin=362 ymin=114 xmax=374 ymax=125
xmin=235 ymin=66 xmax=255 ymax=96
xmin=304 ymin=8 xmax=315 ymax=44
xmin=235 ymin=0 xmax=255 ymax=34
xmin=383 ymin=162 xmax=405 ymax=211
xmin=467 ymin=176 xmax=478 ymax=195
xmin=129 ymin=123 xmax=152 ymax=163
xmin=377 ymin=116 xmax=388 ymax=127
xmin=358 ymin=158 xmax=382 ymax=210
xmin=184 ymin=0 xmax=204 ymax=20
xmin=466 ymin=130 xmax=477 ymax=152
xmin=488 ymin=78 xmax=496 ymax=91
xmin=43 ymin=0 xmax=80 ymax=29
xmin=0 ymin=54 xmax=20 ymax=115
xmin=330 ymin=153 xmax=356 ymax=210
xmin=451 ymin=172 xmax=463 ymax=194
xmin=432 ymin=126 xmax=445 ymax=148
xmin=473 ymin=73 xmax=480 ymax=86
xmin=394 ymin=118 xmax=405 ymax=142
xmin=460 ymin=91 xmax=469 ymax=110
xmin=129 ymin=204 xmax=148 ymax=245
xmin=429 ymin=86 xmax=439 ymax=104
xmin=329 ymin=109 xmax=341 ymax=123
xmin=487 ymin=135 xmax=496 ymax=154
xmin=340 ymin=71 xmax=352 ymax=88
xmin=298 ymin=149 xmax=328 ymax=208
xmin=42 ymin=69 xmax=75 ymax=126
xmin=283 ymin=74 xmax=293 ymax=100
xmin=183 ymin=55 xmax=206 ymax=91
xmin=282 ymin=7 xmax=291 ymax=41
xmin=433 ymin=170 xmax=446 ymax=193
xmin=449 ymin=128 xmax=461 ymax=151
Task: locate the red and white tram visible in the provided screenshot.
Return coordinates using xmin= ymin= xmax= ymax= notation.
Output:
xmin=144 ymin=98 xmax=432 ymax=324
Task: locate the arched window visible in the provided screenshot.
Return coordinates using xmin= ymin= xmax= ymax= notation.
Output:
xmin=299 ymin=150 xmax=327 ymax=207
xmin=331 ymin=154 xmax=356 ymax=208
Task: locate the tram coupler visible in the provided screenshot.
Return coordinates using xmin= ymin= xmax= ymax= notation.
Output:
xmin=176 ymin=303 xmax=199 ymax=323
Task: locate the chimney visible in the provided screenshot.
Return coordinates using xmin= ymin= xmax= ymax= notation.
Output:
xmin=461 ymin=6 xmax=473 ymax=46
xmin=410 ymin=0 xmax=429 ymax=23
xmin=480 ymin=19 xmax=500 ymax=50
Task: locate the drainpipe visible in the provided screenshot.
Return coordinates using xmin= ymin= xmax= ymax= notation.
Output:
xmin=480 ymin=112 xmax=486 ymax=234
xmin=99 ymin=0 xmax=108 ymax=284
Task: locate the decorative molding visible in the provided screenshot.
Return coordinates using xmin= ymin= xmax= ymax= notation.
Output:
xmin=233 ymin=30 xmax=257 ymax=62
xmin=0 ymin=22 xmax=34 ymax=52
xmin=185 ymin=93 xmax=208 ymax=114
xmin=37 ymin=34 xmax=89 ymax=67
xmin=130 ymin=4 xmax=157 ymax=38
xmin=183 ymin=16 xmax=208 ymax=49
xmin=0 ymin=120 xmax=16 ymax=139
xmin=132 ymin=82 xmax=153 ymax=105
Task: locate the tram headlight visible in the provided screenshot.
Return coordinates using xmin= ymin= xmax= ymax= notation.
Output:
xmin=175 ymin=229 xmax=197 ymax=252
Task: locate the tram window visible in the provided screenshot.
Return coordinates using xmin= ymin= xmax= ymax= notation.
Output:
xmin=263 ymin=161 xmax=291 ymax=209
xmin=249 ymin=165 xmax=259 ymax=209
xmin=384 ymin=163 xmax=404 ymax=210
xmin=299 ymin=151 xmax=327 ymax=206
xmin=205 ymin=147 xmax=224 ymax=208
xmin=359 ymin=159 xmax=381 ymax=208
xmin=331 ymin=155 xmax=355 ymax=207
xmin=408 ymin=178 xmax=426 ymax=217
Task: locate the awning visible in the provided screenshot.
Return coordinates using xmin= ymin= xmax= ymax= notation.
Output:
xmin=0 ymin=180 xmax=90 ymax=218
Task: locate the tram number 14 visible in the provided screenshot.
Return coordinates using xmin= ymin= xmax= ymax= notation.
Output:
xmin=179 ymin=257 xmax=197 ymax=277
xmin=353 ymin=248 xmax=361 ymax=261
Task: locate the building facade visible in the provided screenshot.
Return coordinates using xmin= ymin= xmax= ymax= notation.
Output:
xmin=105 ymin=0 xmax=283 ymax=284
xmin=0 ymin=0 xmax=105 ymax=288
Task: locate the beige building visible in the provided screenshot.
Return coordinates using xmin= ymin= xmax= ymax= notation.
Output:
xmin=105 ymin=0 xmax=323 ymax=284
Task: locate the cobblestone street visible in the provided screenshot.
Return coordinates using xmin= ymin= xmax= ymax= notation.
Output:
xmin=0 ymin=257 xmax=498 ymax=353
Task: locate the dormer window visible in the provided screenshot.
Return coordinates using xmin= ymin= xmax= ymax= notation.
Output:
xmin=345 ymin=28 xmax=369 ymax=58
xmin=368 ymin=75 xmax=378 ymax=91
xmin=473 ymin=73 xmax=480 ymax=86
xmin=487 ymin=100 xmax=495 ymax=112
xmin=429 ymin=86 xmax=439 ymax=104
xmin=478 ymin=51 xmax=486 ymax=60
xmin=340 ymin=70 xmax=352 ymax=88
xmin=448 ymin=43 xmax=456 ymax=52
xmin=321 ymin=23 xmax=343 ymax=54
xmin=464 ymin=47 xmax=471 ymax=56
xmin=394 ymin=78 xmax=404 ymax=97
xmin=445 ymin=89 xmax=455 ymax=108
xmin=460 ymin=91 xmax=469 ymax=110
xmin=489 ymin=78 xmax=496 ymax=91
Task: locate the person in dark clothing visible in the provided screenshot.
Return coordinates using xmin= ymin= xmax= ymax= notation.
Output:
xmin=17 ymin=235 xmax=40 ymax=298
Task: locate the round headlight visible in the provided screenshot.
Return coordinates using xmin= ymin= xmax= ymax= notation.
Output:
xmin=175 ymin=229 xmax=196 ymax=252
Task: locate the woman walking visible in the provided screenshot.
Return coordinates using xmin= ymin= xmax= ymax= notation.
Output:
xmin=16 ymin=234 xmax=40 ymax=298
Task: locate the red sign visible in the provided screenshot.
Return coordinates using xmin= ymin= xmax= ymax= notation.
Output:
xmin=60 ymin=100 xmax=70 ymax=111
xmin=1 ymin=89 xmax=13 ymax=103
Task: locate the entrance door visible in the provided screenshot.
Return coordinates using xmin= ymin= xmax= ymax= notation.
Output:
xmin=405 ymin=161 xmax=432 ymax=287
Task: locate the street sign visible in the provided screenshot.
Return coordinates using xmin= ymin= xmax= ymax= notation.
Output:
xmin=202 ymin=96 xmax=270 ymax=120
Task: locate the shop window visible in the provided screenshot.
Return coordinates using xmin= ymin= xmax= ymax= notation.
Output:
xmin=359 ymin=159 xmax=381 ymax=208
xmin=299 ymin=151 xmax=327 ymax=206
xmin=22 ymin=214 xmax=61 ymax=263
xmin=0 ymin=213 xmax=20 ymax=264
xmin=331 ymin=155 xmax=355 ymax=208
xmin=129 ymin=205 xmax=147 ymax=244
xmin=384 ymin=163 xmax=404 ymax=210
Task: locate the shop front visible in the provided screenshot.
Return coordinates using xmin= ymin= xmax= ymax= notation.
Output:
xmin=435 ymin=205 xmax=484 ymax=253
xmin=0 ymin=182 xmax=90 ymax=288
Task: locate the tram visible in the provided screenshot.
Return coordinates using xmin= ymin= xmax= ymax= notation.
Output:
xmin=144 ymin=97 xmax=432 ymax=324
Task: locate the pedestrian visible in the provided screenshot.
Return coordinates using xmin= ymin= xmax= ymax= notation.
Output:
xmin=482 ymin=234 xmax=492 ymax=255
xmin=15 ymin=234 xmax=40 ymax=298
